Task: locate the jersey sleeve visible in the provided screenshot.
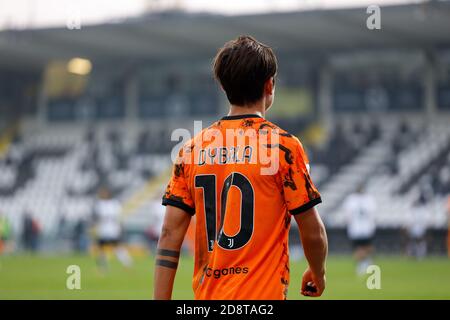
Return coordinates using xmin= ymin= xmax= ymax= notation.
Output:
xmin=279 ymin=137 xmax=322 ymax=215
xmin=162 ymin=146 xmax=195 ymax=215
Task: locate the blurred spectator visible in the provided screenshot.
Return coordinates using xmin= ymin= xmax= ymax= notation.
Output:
xmin=447 ymin=195 xmax=450 ymax=259
xmin=145 ymin=197 xmax=165 ymax=253
xmin=406 ymin=195 xmax=428 ymax=260
xmin=391 ymin=121 xmax=413 ymax=156
xmin=30 ymin=216 xmax=41 ymax=252
xmin=368 ymin=121 xmax=381 ymax=144
xmin=0 ymin=212 xmax=12 ymax=254
xmin=21 ymin=213 xmax=41 ymax=252
xmin=386 ymin=150 xmax=399 ymax=175
xmin=56 ymin=215 xmax=67 ymax=239
xmin=418 ymin=177 xmax=433 ymax=204
xmin=72 ymin=218 xmax=89 ymax=253
xmin=343 ymin=185 xmax=377 ymax=275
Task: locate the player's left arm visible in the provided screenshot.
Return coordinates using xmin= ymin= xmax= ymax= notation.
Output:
xmin=279 ymin=136 xmax=327 ymax=297
xmin=153 ymin=205 xmax=191 ymax=300
xmin=294 ymin=207 xmax=328 ymax=297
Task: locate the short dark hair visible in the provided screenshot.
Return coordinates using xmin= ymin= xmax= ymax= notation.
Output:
xmin=213 ymin=35 xmax=277 ymax=106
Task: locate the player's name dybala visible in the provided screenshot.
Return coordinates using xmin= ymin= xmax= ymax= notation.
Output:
xmin=198 ymin=146 xmax=254 ymax=165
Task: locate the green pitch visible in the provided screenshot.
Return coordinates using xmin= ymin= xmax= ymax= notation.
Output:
xmin=0 ymin=254 xmax=449 ymax=299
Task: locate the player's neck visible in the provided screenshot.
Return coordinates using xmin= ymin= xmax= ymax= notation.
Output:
xmin=227 ymin=101 xmax=265 ymax=118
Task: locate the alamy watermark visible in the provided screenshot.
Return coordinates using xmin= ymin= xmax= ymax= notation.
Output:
xmin=66 ymin=5 xmax=81 ymax=30
xmin=366 ymin=5 xmax=381 ymax=30
xmin=66 ymin=265 xmax=81 ymax=290
xmin=366 ymin=265 xmax=381 ymax=290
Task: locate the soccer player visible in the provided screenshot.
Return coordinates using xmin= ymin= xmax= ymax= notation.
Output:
xmin=93 ymin=187 xmax=132 ymax=271
xmin=343 ymin=184 xmax=376 ymax=275
xmin=154 ymin=36 xmax=328 ymax=300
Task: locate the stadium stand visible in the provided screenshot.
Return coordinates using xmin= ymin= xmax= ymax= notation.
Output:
xmin=0 ymin=114 xmax=448 ymax=240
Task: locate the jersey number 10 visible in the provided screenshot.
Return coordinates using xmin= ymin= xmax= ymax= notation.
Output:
xmin=195 ymin=172 xmax=254 ymax=251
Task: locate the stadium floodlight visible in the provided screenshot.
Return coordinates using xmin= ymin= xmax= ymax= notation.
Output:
xmin=67 ymin=58 xmax=92 ymax=75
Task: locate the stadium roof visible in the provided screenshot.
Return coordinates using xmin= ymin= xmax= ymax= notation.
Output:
xmin=1 ymin=2 xmax=450 ymax=71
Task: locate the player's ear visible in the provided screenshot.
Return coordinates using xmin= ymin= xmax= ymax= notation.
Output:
xmin=264 ymin=77 xmax=275 ymax=95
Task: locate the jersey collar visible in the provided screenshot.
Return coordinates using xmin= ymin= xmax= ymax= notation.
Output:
xmin=221 ymin=114 xmax=263 ymax=120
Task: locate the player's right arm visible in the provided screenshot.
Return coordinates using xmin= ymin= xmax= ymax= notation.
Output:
xmin=153 ymin=205 xmax=191 ymax=300
xmin=294 ymin=207 xmax=328 ymax=297
xmin=154 ymin=145 xmax=195 ymax=300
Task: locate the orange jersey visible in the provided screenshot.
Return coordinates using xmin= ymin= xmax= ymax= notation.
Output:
xmin=162 ymin=114 xmax=322 ymax=300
